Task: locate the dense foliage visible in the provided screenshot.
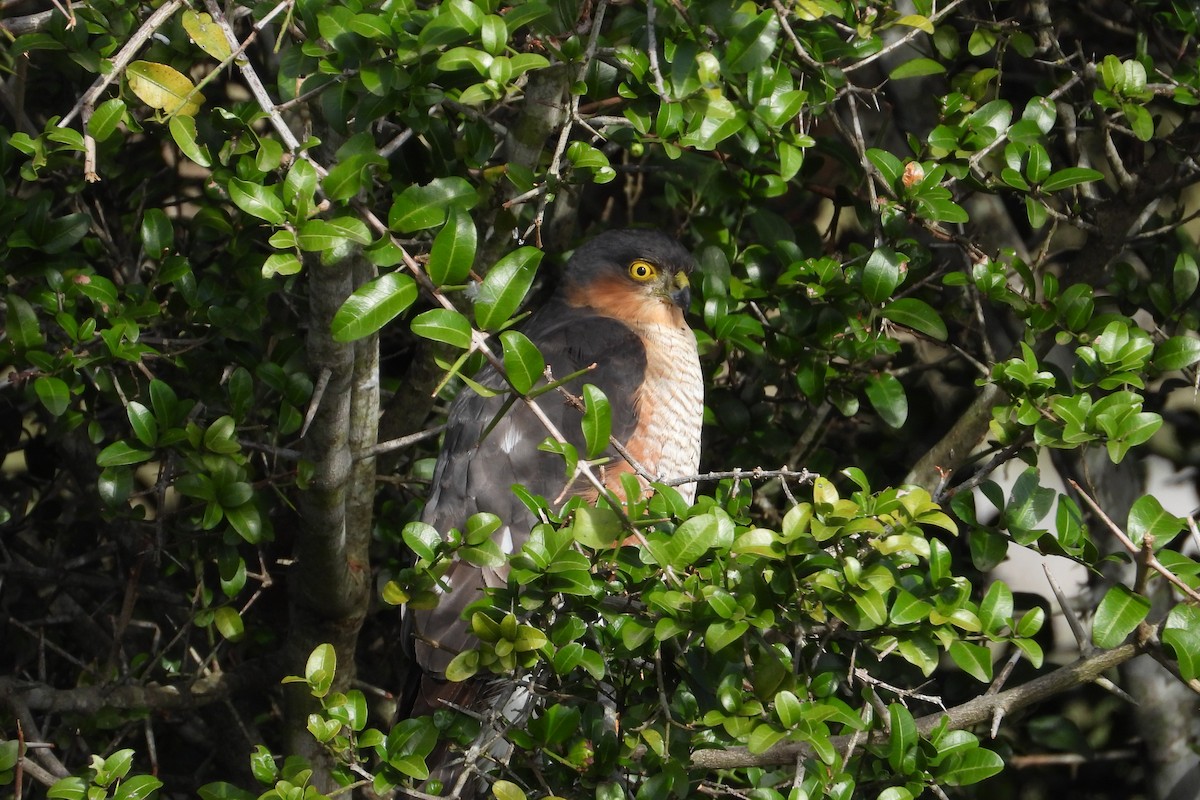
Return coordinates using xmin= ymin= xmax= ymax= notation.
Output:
xmin=3 ymin=0 xmax=1200 ymax=798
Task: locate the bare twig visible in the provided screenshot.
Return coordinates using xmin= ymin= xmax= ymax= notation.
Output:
xmin=1043 ymin=564 xmax=1091 ymax=653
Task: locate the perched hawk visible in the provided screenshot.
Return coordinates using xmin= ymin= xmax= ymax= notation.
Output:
xmin=404 ymin=228 xmax=704 ymax=789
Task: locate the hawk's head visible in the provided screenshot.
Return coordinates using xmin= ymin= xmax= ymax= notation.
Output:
xmin=560 ymin=229 xmax=695 ymax=325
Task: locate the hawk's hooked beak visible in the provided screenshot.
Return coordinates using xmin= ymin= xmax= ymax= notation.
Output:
xmin=670 ymin=270 xmax=691 ymax=311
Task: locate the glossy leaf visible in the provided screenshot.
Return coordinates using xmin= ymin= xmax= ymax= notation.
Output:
xmin=579 ymin=383 xmax=613 ymax=460
xmin=228 ymin=179 xmax=285 ymax=225
xmin=35 ymin=376 xmax=70 ymax=416
xmin=88 ymin=98 xmax=126 ymax=141
xmin=889 ymin=58 xmax=946 ymax=79
xmin=331 ymin=272 xmax=417 ymax=342
xmin=389 ymin=177 xmax=478 ymax=233
xmin=1162 ymin=604 xmax=1200 ymax=680
xmin=865 ymin=373 xmax=908 ymax=428
xmin=882 ymin=297 xmax=947 ymax=340
xmin=1153 ymin=335 xmax=1200 ymax=371
xmin=411 ymin=308 xmax=474 ymax=349
xmin=1092 ymin=584 xmax=1151 ymax=648
xmin=1127 ymin=494 xmax=1183 ymax=547
xmin=1040 ymin=167 xmax=1104 ymax=192
xmin=428 ymin=208 xmax=477 ymax=286
xmin=296 ymin=217 xmax=372 ymax=251
xmin=948 ymin=640 xmax=993 ymax=682
xmin=863 ymin=247 xmax=903 ymax=303
xmin=475 ymin=247 xmax=542 ymax=330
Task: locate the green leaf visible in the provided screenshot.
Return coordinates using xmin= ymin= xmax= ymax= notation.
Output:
xmin=113 ymin=777 xmax=164 ymax=800
xmin=979 ymin=580 xmax=1013 ymax=633
xmin=919 ymin=197 xmax=970 ymax=223
xmin=213 ymin=606 xmax=245 ymax=641
xmin=35 ymin=376 xmax=71 ymax=416
xmin=48 ymin=777 xmax=88 ymax=800
xmin=402 ymin=521 xmax=442 ymax=562
xmin=705 ymin=619 xmax=749 ymax=653
xmin=41 ymin=213 xmax=91 ymax=254
xmin=890 ymin=589 xmax=932 ymax=625
xmin=411 ymin=308 xmax=474 ymax=349
xmin=1153 ymin=335 xmax=1200 ymax=371
xmin=262 ymin=253 xmax=302 ymax=278
xmin=88 ymin=98 xmax=126 ymax=141
xmin=331 ymin=272 xmax=418 ymax=342
xmin=444 ymin=649 xmax=480 ymax=682
xmin=169 ymin=115 xmax=212 ymax=167
xmin=305 ymin=643 xmax=336 ymax=697
xmin=1173 ymin=252 xmax=1198 ymax=304
xmin=774 ymin=689 xmax=804 ymax=728
xmin=581 ymin=384 xmax=612 ymax=459
xmin=141 ymin=208 xmax=174 ymax=258
xmin=889 ymin=58 xmax=946 ymax=80
xmin=492 ymin=779 xmax=526 ymax=800
xmin=501 ymin=330 xmax=544 ymax=395
xmin=1162 ymin=603 xmax=1200 ymax=680
xmin=436 ymin=46 xmax=493 ymax=75
xmin=866 ymin=148 xmax=903 ymax=187
xmin=388 ymin=177 xmax=478 ymax=233
xmin=5 ymin=293 xmax=43 ymax=349
xmin=723 ymin=10 xmax=779 ymax=74
xmin=882 ymin=297 xmax=947 ymax=340
xmin=940 ymin=748 xmax=1004 ymax=786
xmin=862 ymin=247 xmax=903 ymax=303
xmin=865 ymin=373 xmax=908 ymax=428
xmin=97 ymin=440 xmax=153 ymax=467
xmin=967 ymin=27 xmax=997 ymax=55
xmin=948 ymin=640 xmax=993 ymax=682
xmin=297 ymin=217 xmax=372 ymax=251
xmin=475 ymin=247 xmax=542 ymax=330
xmin=1128 ymin=495 xmax=1183 ymax=548
xmin=127 ymin=401 xmax=159 ymax=447
xmin=1040 ymin=167 xmax=1104 ymax=192
xmin=428 ymin=208 xmax=477 ymax=286
xmin=228 ymin=178 xmax=285 ymax=224
xmin=887 ymin=703 xmax=917 ymax=772
xmin=570 ymin=506 xmax=622 ymax=549
xmin=225 ymin=502 xmax=263 ymax=543
xmin=1092 ymin=584 xmax=1151 ymax=649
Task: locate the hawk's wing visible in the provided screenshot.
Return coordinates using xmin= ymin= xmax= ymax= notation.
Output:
xmin=408 ymin=299 xmax=646 ymax=676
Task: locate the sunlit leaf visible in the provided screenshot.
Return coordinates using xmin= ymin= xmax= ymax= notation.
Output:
xmin=127 ymin=60 xmax=204 ymax=116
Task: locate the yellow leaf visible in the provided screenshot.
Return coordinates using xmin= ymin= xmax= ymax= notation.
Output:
xmin=182 ymin=10 xmax=233 ymax=61
xmin=127 ymin=60 xmax=204 ymax=117
xmin=895 ymin=14 xmax=934 ymax=34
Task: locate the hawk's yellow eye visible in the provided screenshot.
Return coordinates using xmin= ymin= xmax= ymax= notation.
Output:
xmin=628 ymin=260 xmax=657 ymax=282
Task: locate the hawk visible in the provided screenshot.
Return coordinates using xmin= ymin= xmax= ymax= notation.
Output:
xmin=404 ymin=228 xmax=704 ymax=790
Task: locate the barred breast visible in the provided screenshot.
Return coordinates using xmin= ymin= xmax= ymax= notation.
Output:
xmin=624 ymin=317 xmax=704 ymax=503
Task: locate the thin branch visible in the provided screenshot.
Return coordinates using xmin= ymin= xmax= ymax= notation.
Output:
xmin=58 ymin=0 xmax=185 ymax=129
xmin=1043 ymin=563 xmax=1091 ymax=653
xmin=841 ymin=0 xmax=968 ymax=74
xmin=1070 ymin=480 xmax=1200 ymax=605
xmin=204 ymin=0 xmax=301 ymax=150
xmin=690 ymin=643 xmax=1140 ymax=769
xmin=358 ymin=425 xmax=445 ymax=459
xmin=644 ymin=0 xmax=668 ymax=99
